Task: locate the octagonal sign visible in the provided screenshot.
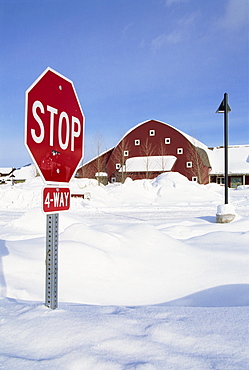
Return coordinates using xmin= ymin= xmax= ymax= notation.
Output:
xmin=25 ymin=67 xmax=84 ymax=184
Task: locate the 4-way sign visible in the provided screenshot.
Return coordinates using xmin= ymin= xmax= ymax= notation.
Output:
xmin=25 ymin=67 xmax=84 ymax=185
xmin=43 ymin=187 xmax=70 ymax=213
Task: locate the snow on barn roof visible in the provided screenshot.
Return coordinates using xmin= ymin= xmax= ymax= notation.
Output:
xmin=120 ymin=155 xmax=177 ymax=172
xmin=209 ymin=145 xmax=249 ymax=175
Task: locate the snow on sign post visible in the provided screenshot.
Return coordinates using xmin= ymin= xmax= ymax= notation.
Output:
xmin=25 ymin=67 xmax=84 ymax=309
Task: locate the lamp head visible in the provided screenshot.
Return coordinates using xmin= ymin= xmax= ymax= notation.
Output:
xmin=216 ymin=97 xmax=231 ymax=113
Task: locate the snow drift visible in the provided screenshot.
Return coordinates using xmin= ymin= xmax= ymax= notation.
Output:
xmin=0 ymin=172 xmax=248 ymax=369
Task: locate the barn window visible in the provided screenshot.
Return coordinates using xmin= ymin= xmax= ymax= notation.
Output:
xmin=192 ymin=176 xmax=198 ymax=182
xmin=165 ymin=138 xmax=171 ymax=144
xmin=124 ymin=150 xmax=129 ymax=156
xmin=116 ymin=163 xmax=121 ymax=169
xmin=134 ymin=139 xmax=140 ymax=146
xmin=149 ymin=129 xmax=155 ymax=136
xmin=186 ymin=161 xmax=192 ymax=168
xmin=177 ymin=148 xmax=183 ymax=154
xmin=111 ymin=177 xmax=116 ymax=183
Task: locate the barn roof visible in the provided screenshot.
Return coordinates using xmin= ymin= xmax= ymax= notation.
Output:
xmin=82 ymin=147 xmax=114 ymax=166
xmin=116 ymin=119 xmax=209 ymax=152
xmin=80 ymin=120 xmax=249 ymax=177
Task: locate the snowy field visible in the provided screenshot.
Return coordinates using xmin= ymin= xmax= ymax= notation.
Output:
xmin=0 ymin=172 xmax=248 ymax=369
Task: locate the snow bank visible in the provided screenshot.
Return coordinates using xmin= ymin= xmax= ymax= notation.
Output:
xmin=0 ymin=171 xmax=249 ymax=369
xmin=1 ymin=300 xmax=248 ymax=369
xmin=3 ymin=214 xmax=248 ymax=305
xmin=0 ymin=172 xmax=248 ymax=306
xmin=0 ymin=172 xmax=223 ymax=211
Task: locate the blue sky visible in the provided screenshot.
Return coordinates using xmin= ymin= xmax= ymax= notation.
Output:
xmin=1 ymin=0 xmax=248 ymax=167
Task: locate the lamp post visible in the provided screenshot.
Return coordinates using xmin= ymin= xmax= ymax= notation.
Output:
xmin=215 ymin=93 xmax=235 ymax=223
xmin=216 ymin=92 xmax=231 ymax=204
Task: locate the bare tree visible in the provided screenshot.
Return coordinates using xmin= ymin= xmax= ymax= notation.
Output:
xmin=93 ymin=132 xmax=106 ymax=185
xmin=158 ymin=138 xmax=168 ymax=173
xmin=186 ymin=142 xmax=210 ymax=184
xmin=140 ymin=138 xmax=156 ymax=179
xmin=111 ymin=137 xmax=130 ymax=183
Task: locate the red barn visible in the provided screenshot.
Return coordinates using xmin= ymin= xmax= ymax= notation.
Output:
xmin=77 ymin=120 xmax=212 ymax=184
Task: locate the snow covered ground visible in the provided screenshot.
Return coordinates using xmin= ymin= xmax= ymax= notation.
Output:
xmin=0 ymin=173 xmax=248 ymax=369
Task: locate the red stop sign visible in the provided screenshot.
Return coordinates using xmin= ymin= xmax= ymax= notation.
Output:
xmin=25 ymin=67 xmax=84 ymax=183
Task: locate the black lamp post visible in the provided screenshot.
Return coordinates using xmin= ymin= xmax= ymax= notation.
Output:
xmin=216 ymin=93 xmax=231 ymax=204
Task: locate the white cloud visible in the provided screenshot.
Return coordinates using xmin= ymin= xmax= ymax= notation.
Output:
xmin=177 ymin=11 xmax=199 ymax=26
xmin=122 ymin=23 xmax=133 ymax=36
xmin=151 ymin=12 xmax=199 ymax=52
xmin=218 ymin=0 xmax=248 ymax=31
xmin=151 ymin=30 xmax=183 ymax=52
xmin=165 ymin=0 xmax=188 ymax=6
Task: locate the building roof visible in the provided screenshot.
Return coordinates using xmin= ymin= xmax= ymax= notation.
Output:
xmin=80 ymin=119 xmax=249 ymax=178
xmin=0 ymin=164 xmax=37 ymax=181
xmin=120 ymin=155 xmax=177 ymax=172
xmin=119 ymin=155 xmax=176 ymax=172
xmin=0 ymin=167 xmax=14 ymax=175
xmin=209 ymin=145 xmax=249 ymax=175
xmin=82 ymin=147 xmax=114 ymax=166
xmin=117 ymin=119 xmax=210 ymax=152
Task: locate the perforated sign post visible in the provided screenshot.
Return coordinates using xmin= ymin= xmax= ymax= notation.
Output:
xmin=25 ymin=67 xmax=84 ymax=309
xmin=45 ymin=212 xmax=59 ymax=309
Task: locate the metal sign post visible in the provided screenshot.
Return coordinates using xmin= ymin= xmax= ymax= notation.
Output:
xmin=45 ymin=213 xmax=59 ymax=309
